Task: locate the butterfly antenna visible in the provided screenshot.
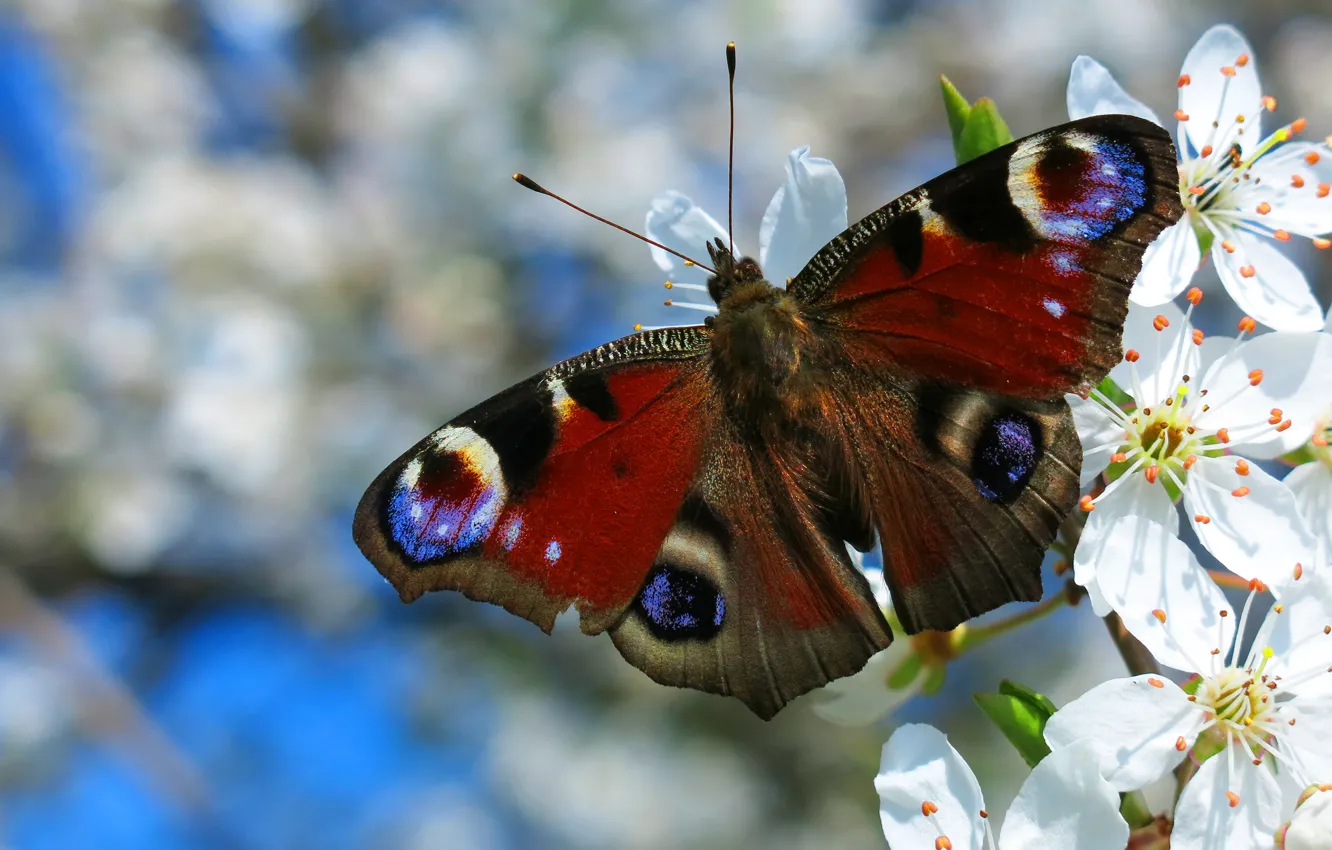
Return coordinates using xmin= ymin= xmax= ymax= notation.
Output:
xmin=726 ymin=41 xmax=736 ymax=258
xmin=512 ymin=173 xmax=717 ymax=274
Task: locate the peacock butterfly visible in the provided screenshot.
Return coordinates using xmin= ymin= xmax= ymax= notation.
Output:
xmin=353 ymin=54 xmax=1184 ymax=719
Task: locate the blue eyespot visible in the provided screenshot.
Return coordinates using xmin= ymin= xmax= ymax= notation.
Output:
xmin=636 ymin=565 xmax=725 ymax=641
xmin=972 ymin=413 xmax=1041 ymax=503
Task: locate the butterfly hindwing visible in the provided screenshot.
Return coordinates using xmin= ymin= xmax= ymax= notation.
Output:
xmin=609 ymin=424 xmax=892 ymax=720
xmin=353 ymin=328 xmax=713 ymax=634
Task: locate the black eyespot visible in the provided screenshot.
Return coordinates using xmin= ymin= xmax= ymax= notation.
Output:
xmin=971 ymin=412 xmax=1042 ymax=503
xmin=635 ymin=564 xmax=725 ymax=641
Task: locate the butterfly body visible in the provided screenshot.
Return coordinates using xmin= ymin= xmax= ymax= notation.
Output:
xmin=354 ymin=116 xmax=1184 ymax=718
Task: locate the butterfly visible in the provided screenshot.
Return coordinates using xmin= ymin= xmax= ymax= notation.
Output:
xmin=354 ymin=113 xmax=1184 ymax=719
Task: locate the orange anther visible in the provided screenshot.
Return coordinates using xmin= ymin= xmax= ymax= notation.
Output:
xmin=1192 ymin=329 xmax=1205 ymax=345
xmin=1240 ymin=265 xmax=1257 ymax=278
xmin=1186 ymin=287 xmax=1203 ymax=304
xmin=1188 ymin=186 xmax=1206 ymax=196
xmin=1184 ymin=454 xmax=1198 ymax=468
xmin=1236 ymin=53 xmax=1250 ymax=66
xmin=1125 ymin=349 xmax=1140 ymax=363
xmin=1227 ymin=791 xmax=1241 ymax=808
xmin=1307 ymin=151 xmax=1322 ymax=166
xmin=1153 ymin=314 xmax=1170 ymax=331
xmin=1274 ymin=229 xmax=1291 ymax=241
xmin=1315 ymin=434 xmax=1330 ymax=446
xmin=1079 ymin=495 xmax=1096 ymax=512
xmin=1238 ymin=317 xmax=1257 ymax=333
xmin=1221 ymin=66 xmax=1236 ymax=77
xmin=1293 ymin=118 xmax=1308 ymax=133
xmin=1262 ymin=95 xmax=1277 ymax=111
xmin=1148 ymin=677 xmax=1165 ymax=688
xmin=1257 ymin=201 xmax=1272 ymax=214
xmin=1232 ymin=486 xmax=1251 ymax=497
xmin=1236 ymin=460 xmax=1250 ymax=475
xmin=1249 ymin=578 xmax=1268 ymax=593
xmin=1153 ymin=609 xmax=1167 ymax=623
xmin=1319 ymin=184 xmax=1331 ymax=198
xmin=1221 ymin=239 xmax=1237 ymax=253
xmin=936 ymin=838 xmax=953 ymax=850
xmin=979 ymin=810 xmax=988 ymax=819
xmin=1276 ymin=419 xmax=1292 ymax=432
xmin=1315 ymin=238 xmax=1332 ymax=249
xmin=1178 ymin=74 xmax=1192 ymax=87
xmin=1201 ymin=145 xmax=1215 ymax=158
xmin=1195 ymin=514 xmax=1212 ymax=524
xmin=1176 ymin=736 xmax=1188 ymax=751
xmin=1295 ymin=563 xmax=1305 ymax=580
xmin=1110 ymin=452 xmax=1128 ymax=463
xmin=1217 ymin=428 xmax=1231 ymax=443
xmin=1175 ymin=109 xmax=1191 ymax=121
xmin=1248 ymin=369 xmax=1264 ymax=385
xmin=1292 ymin=174 xmax=1306 ymax=188
xmin=1145 ymin=465 xmax=1160 ymax=483
xmin=922 ymin=801 xmax=939 ymax=816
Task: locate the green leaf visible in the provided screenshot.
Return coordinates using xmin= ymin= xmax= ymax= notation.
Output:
xmin=973 ymin=680 xmax=1056 ymax=768
xmin=957 ymin=98 xmax=1014 ymax=164
xmin=940 ymin=75 xmax=971 ymax=152
xmin=1094 ymin=375 xmax=1131 ymax=407
xmin=887 ymin=651 xmax=923 ymax=690
xmin=998 ymin=679 xmax=1057 ymax=716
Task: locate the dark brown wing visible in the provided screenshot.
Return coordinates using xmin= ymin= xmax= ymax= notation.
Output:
xmin=609 ymin=415 xmax=892 ymax=720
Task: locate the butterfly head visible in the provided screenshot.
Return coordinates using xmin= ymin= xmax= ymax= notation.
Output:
xmin=704 ymin=237 xmax=766 ymax=306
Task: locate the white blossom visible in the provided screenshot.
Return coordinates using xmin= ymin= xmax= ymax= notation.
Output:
xmin=1069 ymin=25 xmax=1332 ymax=331
xmin=876 ymin=724 xmax=1128 ymax=850
xmin=1070 ymin=298 xmax=1331 ymax=612
xmin=640 ymin=146 xmax=846 ymax=327
xmin=1047 ymin=517 xmax=1332 ymax=850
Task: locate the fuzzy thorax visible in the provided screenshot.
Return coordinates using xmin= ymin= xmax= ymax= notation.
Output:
xmin=710 ymin=279 xmax=821 ymax=417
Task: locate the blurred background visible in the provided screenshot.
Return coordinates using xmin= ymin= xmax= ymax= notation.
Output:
xmin=0 ymin=1 xmax=1329 ymax=848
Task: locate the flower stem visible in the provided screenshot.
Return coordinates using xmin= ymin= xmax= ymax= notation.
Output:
xmin=1103 ymin=610 xmax=1161 ymax=677
xmin=952 ymin=586 xmax=1071 ymax=655
xmin=1120 ymin=789 xmax=1156 ymax=829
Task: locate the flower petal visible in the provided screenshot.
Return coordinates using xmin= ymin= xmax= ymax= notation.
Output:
xmin=1248 ymin=142 xmax=1332 ymax=238
xmin=809 ymin=644 xmax=916 ymax=726
xmin=1283 ymin=787 xmax=1332 ymax=850
xmin=1129 ymin=218 xmax=1201 ymax=306
xmin=757 ymin=146 xmax=847 ymax=286
xmin=1093 ymin=515 xmax=1234 ymax=673
xmin=1074 ymin=474 xmax=1177 ymax=617
xmin=1210 ymin=229 xmax=1324 ymax=332
xmin=998 ymin=740 xmax=1129 ymax=850
xmin=1044 ymin=674 xmax=1201 ymax=791
xmin=1252 ymin=567 xmax=1332 ymax=699
xmin=1067 ymin=393 xmax=1124 ymax=488
xmin=644 ymin=190 xmax=730 ymax=284
xmin=1110 ymin=301 xmax=1194 ymax=407
xmin=876 ymin=724 xmax=984 ymax=850
xmin=1178 ymin=25 xmax=1263 ymax=156
xmin=1170 ymin=742 xmax=1282 ymax=850
xmin=1284 ymin=462 xmax=1332 ymax=565
xmin=1196 ymin=332 xmax=1332 ymax=458
xmin=1186 ymin=458 xmax=1318 ymax=590
xmin=1066 ymin=56 xmax=1163 ymax=125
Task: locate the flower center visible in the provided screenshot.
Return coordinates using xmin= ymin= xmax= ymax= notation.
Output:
xmin=1196 ymin=663 xmax=1278 ymax=736
xmin=1126 ymin=387 xmax=1205 ymax=466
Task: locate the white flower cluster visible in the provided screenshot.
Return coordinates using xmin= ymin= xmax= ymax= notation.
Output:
xmin=645 ymin=24 xmax=1332 ymax=850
